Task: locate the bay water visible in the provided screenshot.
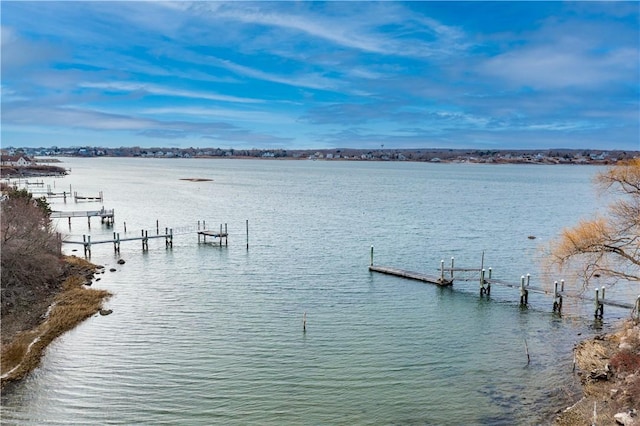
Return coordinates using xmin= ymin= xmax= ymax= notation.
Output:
xmin=2 ymin=158 xmax=634 ymax=425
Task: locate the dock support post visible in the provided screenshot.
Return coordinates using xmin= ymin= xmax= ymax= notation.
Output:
xmin=594 ymin=288 xmax=604 ymax=319
xmin=370 ymin=246 xmax=374 ymax=266
xmin=519 ymin=275 xmax=528 ymax=305
xmin=246 ymin=219 xmax=249 ymax=250
xmin=87 ymin=235 xmax=92 ymax=257
xmin=219 ymin=224 xmax=223 ymax=246
xmin=440 ymin=260 xmax=444 ymax=281
xmin=553 ymin=281 xmax=563 ymax=315
xmin=157 ymin=220 xmax=159 ymax=235
xmin=124 ymin=221 xmax=127 ymax=233
xmin=480 ymin=269 xmax=486 ymax=296
xmin=450 ymin=257 xmax=454 ymax=280
xmin=165 ymin=227 xmax=169 ymax=248
xmin=486 ymin=270 xmax=491 ymax=295
xmin=634 ymin=296 xmax=640 ymax=322
xmin=88 ymin=215 xmax=91 ymax=229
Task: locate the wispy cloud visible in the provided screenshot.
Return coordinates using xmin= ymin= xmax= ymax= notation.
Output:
xmin=1 ymin=2 xmax=638 ymax=150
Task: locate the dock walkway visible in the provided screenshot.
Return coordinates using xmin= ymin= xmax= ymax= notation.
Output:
xmin=369 ymin=265 xmax=452 ymax=286
xmin=51 ymin=208 xmax=114 ymax=227
xmin=368 ymin=247 xmax=639 ymax=320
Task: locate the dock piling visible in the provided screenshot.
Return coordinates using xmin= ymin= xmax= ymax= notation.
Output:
xmin=519 ymin=275 xmax=529 ymax=305
xmin=370 ymin=246 xmax=374 ymax=266
xmin=450 ymin=257 xmax=455 ymax=280
xmin=246 ymin=219 xmax=249 ymax=250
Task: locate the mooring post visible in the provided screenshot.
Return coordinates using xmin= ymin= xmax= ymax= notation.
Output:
xmin=170 ymin=228 xmax=173 ymax=248
xmin=450 ymin=257 xmax=454 ymax=280
xmin=485 ymin=269 xmax=490 ymax=295
xmin=113 ymin=232 xmax=117 ymax=253
xmin=246 ymin=219 xmax=249 ymax=250
xmin=553 ymin=281 xmax=562 ymax=314
xmin=165 ymin=227 xmax=169 ymax=248
xmin=440 ymin=260 xmax=444 ymax=281
xmin=303 ymin=312 xmax=307 ymax=332
xmin=116 ymin=232 xmax=120 ymax=253
xmin=87 ymin=235 xmax=92 ymax=257
xmin=520 ymin=275 xmax=528 ymax=305
xmin=480 ymin=269 xmax=486 ymax=296
xmin=370 ymin=246 xmax=374 ymax=266
xmin=124 ymin=221 xmax=127 ymax=233
xmin=156 ymin=220 xmax=159 ymax=235
xmin=594 ymin=288 xmax=601 ymax=319
xmin=87 ymin=215 xmax=91 ymax=229
xmin=225 ymin=223 xmax=228 ymax=246
xmin=219 ymin=224 xmax=223 ymax=247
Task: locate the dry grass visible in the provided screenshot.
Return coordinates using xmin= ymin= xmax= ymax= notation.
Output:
xmin=555 ymin=320 xmax=640 ymax=425
xmin=1 ymin=269 xmax=111 ymax=387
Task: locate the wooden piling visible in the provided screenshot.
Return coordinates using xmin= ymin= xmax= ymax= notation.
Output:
xmin=246 ymin=219 xmax=249 ymax=250
xmin=303 ymin=312 xmax=307 ymax=332
xmin=450 ymin=257 xmax=454 ymax=280
xmin=370 ymin=246 xmax=374 ymax=266
xmin=519 ymin=275 xmax=528 ymax=305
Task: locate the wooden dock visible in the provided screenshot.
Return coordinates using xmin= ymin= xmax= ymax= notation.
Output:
xmin=74 ymin=191 xmax=103 ymax=202
xmin=369 ymin=265 xmax=452 ymax=286
xmin=50 ymin=208 xmax=114 ymax=227
xmin=368 ymin=247 xmax=640 ymax=320
xmin=197 ymin=222 xmax=228 ymax=246
xmin=65 ymin=229 xmax=173 ymax=256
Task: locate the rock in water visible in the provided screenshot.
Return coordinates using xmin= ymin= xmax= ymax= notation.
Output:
xmin=99 ymin=309 xmax=113 ymax=316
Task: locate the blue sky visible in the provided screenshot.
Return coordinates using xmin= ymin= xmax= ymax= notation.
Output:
xmin=2 ymin=1 xmax=639 ymax=151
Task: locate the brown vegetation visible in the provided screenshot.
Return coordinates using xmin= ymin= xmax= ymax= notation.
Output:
xmin=549 ymin=158 xmax=640 ymax=289
xmin=1 ymin=263 xmax=111 ymax=386
xmin=555 ymin=320 xmax=640 ymax=425
xmin=1 ymin=185 xmax=111 ymax=388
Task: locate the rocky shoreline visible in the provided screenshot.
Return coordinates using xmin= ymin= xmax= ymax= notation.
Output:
xmin=555 ymin=320 xmax=640 ymax=425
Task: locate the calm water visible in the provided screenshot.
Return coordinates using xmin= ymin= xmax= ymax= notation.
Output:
xmin=2 ymin=158 xmax=634 ymax=425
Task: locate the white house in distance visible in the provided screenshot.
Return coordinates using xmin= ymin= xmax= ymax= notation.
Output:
xmin=0 ymin=154 xmax=33 ymax=167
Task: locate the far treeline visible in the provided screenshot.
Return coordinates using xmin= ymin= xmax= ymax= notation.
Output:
xmin=7 ymin=146 xmax=640 ymax=163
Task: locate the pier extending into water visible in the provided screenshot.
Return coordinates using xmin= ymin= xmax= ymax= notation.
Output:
xmin=197 ymin=221 xmax=228 ymax=246
xmin=51 ymin=208 xmax=114 ymax=227
xmin=369 ymin=246 xmax=640 ymax=320
xmin=62 ymin=220 xmax=245 ymax=257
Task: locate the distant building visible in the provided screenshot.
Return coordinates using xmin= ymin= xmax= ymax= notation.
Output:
xmin=1 ymin=154 xmax=32 ymax=167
